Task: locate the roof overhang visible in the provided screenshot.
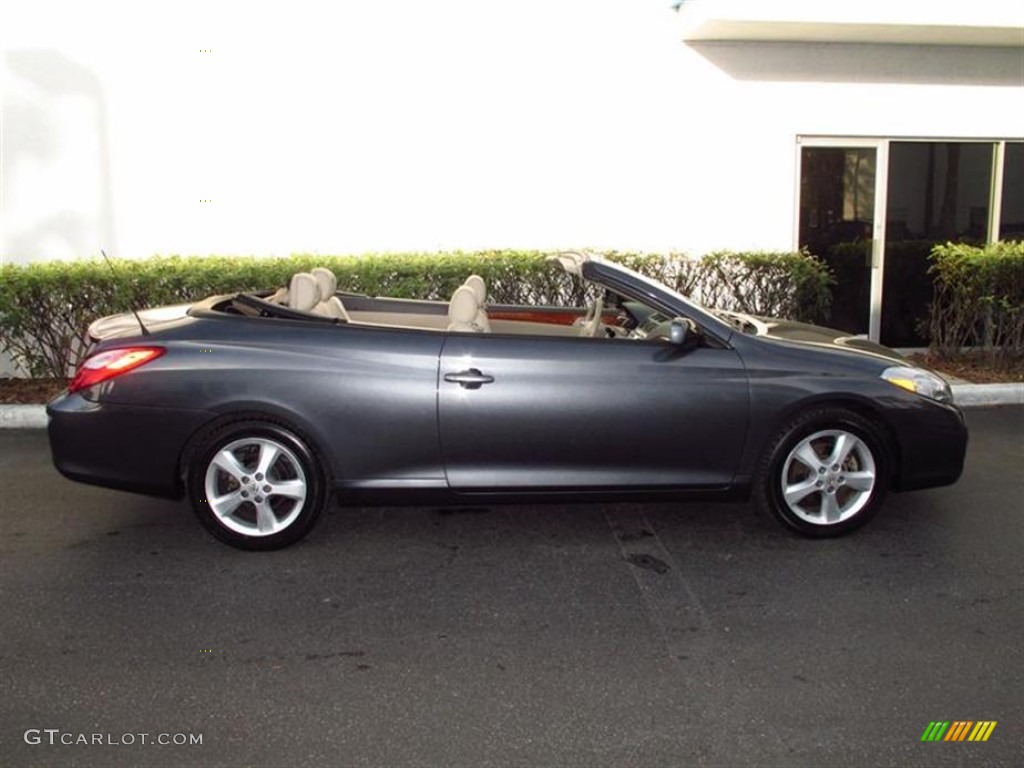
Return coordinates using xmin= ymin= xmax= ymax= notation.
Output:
xmin=678 ymin=0 xmax=1024 ymax=47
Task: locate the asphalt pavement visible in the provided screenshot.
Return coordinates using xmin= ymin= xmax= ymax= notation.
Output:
xmin=1 ymin=407 xmax=1022 ymax=768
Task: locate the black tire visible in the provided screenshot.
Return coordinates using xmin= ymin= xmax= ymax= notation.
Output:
xmin=187 ymin=419 xmax=328 ymax=550
xmin=756 ymin=407 xmax=891 ymax=538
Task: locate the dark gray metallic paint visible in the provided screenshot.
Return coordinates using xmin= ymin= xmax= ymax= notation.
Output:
xmin=439 ymin=334 xmax=748 ymax=489
xmin=47 ymin=260 xmax=967 ymax=505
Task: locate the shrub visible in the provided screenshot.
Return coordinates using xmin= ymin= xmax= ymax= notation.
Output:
xmin=927 ymin=241 xmax=1024 ymax=367
xmin=0 ymin=249 xmax=831 ymax=380
xmin=698 ymin=250 xmax=833 ymax=324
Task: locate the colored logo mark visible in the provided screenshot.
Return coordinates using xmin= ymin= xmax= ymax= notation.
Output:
xmin=921 ymin=721 xmax=997 ymax=742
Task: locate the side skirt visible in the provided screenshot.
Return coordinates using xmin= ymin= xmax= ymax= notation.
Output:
xmin=333 ymin=481 xmax=752 ymax=508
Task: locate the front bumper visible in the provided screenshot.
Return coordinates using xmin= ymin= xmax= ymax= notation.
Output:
xmin=47 ymin=393 xmax=213 ymax=499
xmin=890 ymin=400 xmax=968 ymax=492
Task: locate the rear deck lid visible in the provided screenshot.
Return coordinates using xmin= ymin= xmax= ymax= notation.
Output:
xmin=87 ymin=303 xmax=193 ymax=342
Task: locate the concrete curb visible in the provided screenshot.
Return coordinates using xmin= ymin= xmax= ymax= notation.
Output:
xmin=1 ymin=383 xmax=1021 ymax=429
xmin=951 ymin=383 xmax=1024 ymax=407
xmin=0 ymin=405 xmax=49 ymax=429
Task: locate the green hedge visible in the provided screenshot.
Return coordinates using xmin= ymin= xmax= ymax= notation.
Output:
xmin=698 ymin=250 xmax=832 ymax=322
xmin=0 ymin=250 xmax=832 ymax=379
xmin=927 ymin=241 xmax=1024 ymax=366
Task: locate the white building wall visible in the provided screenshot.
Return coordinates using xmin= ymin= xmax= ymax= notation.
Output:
xmin=2 ymin=0 xmax=1023 ymax=266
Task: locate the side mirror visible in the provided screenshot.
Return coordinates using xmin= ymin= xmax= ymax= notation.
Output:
xmin=669 ymin=318 xmax=690 ymax=346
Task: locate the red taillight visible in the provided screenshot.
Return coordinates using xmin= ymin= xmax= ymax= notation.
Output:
xmin=68 ymin=347 xmax=165 ymax=394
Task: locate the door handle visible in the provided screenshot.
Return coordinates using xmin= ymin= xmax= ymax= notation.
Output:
xmin=444 ymin=368 xmax=495 ymax=389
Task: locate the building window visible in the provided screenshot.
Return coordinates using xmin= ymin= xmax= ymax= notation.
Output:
xmin=799 ymin=147 xmax=875 ymax=337
xmin=1000 ymin=142 xmax=1024 ymax=242
xmin=798 ymin=137 xmax=1022 ymax=347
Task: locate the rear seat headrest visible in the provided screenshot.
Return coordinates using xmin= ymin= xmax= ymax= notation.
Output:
xmin=311 ymin=268 xmax=338 ymax=302
xmin=464 ymin=274 xmax=486 ymax=305
xmin=289 ymin=272 xmax=320 ymax=313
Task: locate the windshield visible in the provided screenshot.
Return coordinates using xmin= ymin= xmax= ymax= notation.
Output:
xmin=579 ymin=256 xmax=737 ymax=338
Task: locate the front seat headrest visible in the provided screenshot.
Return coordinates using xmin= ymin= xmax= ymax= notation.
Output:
xmin=448 ymin=286 xmax=480 ymax=331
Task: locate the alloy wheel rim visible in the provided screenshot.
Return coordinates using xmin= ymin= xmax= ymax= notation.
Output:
xmin=203 ymin=437 xmax=307 ymax=536
xmin=780 ymin=429 xmax=876 ymax=525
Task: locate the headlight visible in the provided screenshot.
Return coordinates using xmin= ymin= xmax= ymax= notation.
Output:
xmin=881 ymin=366 xmax=953 ymax=404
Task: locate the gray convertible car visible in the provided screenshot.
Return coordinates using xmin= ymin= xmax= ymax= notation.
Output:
xmin=48 ymin=253 xmax=967 ymax=549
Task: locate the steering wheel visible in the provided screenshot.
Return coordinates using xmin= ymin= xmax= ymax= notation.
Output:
xmin=580 ymin=294 xmax=604 ymax=337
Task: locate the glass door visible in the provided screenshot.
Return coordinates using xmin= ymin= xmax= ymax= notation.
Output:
xmin=798 ymin=142 xmax=883 ymax=338
xmin=882 ymin=142 xmax=994 ymax=346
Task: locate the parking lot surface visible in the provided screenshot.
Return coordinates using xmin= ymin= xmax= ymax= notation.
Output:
xmin=1 ymin=407 xmax=1021 ymax=767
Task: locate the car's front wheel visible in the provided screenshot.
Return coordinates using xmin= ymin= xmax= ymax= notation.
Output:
xmin=187 ymin=420 xmax=328 ymax=550
xmin=757 ymin=408 xmax=890 ymax=537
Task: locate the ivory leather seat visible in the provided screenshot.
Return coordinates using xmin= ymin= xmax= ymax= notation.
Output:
xmin=447 ymin=286 xmax=483 ymax=332
xmin=463 ymin=274 xmax=490 ymax=331
xmin=311 ymin=268 xmax=350 ymax=320
xmin=288 ymin=272 xmax=321 ymax=313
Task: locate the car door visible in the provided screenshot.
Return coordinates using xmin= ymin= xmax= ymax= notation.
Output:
xmin=438 ymin=332 xmax=749 ymax=491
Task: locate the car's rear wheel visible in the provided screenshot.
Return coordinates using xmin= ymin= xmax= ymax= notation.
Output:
xmin=757 ymin=407 xmax=890 ymax=537
xmin=187 ymin=420 xmax=327 ymax=550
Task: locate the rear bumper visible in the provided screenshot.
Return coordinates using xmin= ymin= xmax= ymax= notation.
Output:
xmin=891 ymin=401 xmax=968 ymax=492
xmin=47 ymin=393 xmax=213 ymax=499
